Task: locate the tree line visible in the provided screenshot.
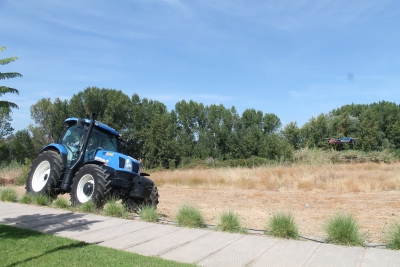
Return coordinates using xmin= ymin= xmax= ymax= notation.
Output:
xmin=1 ymin=87 xmax=400 ymax=168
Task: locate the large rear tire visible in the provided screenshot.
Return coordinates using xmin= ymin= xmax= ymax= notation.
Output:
xmin=70 ymin=164 xmax=111 ymax=207
xmin=124 ymin=185 xmax=159 ymax=212
xmin=26 ymin=150 xmax=62 ymax=199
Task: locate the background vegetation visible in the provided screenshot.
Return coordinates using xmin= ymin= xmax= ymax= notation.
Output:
xmin=1 ymin=86 xmax=400 ymax=169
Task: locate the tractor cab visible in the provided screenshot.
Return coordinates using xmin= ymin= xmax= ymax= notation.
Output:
xmin=60 ymin=119 xmax=119 ymax=166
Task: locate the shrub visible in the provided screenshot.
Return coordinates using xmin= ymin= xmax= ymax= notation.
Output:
xmin=266 ymin=211 xmax=299 ymax=239
xmin=0 ymin=188 xmax=18 ymax=202
xmin=103 ymin=198 xmax=128 ymax=218
xmin=19 ymin=193 xmax=34 ymax=204
xmin=386 ymin=222 xmax=400 ymax=250
xmin=139 ymin=205 xmax=159 ymax=222
xmin=176 ymin=204 xmax=205 ymax=228
xmin=34 ymin=194 xmax=52 ymax=206
xmin=216 ymin=210 xmax=246 ymax=233
xmin=325 ymin=212 xmax=364 ymax=246
xmin=54 ymin=197 xmax=70 ymax=209
xmin=14 ymin=158 xmax=32 ymax=186
xmin=79 ymin=200 xmax=97 ymax=213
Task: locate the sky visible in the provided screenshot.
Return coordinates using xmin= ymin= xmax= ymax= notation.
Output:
xmin=1 ymin=0 xmax=400 ymax=132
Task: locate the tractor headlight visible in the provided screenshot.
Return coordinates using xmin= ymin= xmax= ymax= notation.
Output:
xmin=125 ymin=158 xmax=132 ymax=171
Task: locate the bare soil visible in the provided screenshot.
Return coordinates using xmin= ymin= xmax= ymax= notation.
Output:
xmin=157 ymin=187 xmax=400 ymax=244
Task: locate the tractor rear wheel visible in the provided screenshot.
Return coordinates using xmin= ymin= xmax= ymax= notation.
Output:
xmin=123 ymin=185 xmax=159 ymax=213
xmin=70 ymin=164 xmax=111 ymax=207
xmin=26 ymin=150 xmax=62 ymax=199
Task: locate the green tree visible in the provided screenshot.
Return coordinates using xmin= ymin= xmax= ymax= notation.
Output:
xmin=281 ymin=121 xmax=301 ymax=150
xmin=0 ymin=46 xmax=21 ymax=111
xmin=358 ymin=109 xmax=379 ymax=151
xmin=0 ymin=107 xmax=14 ymax=139
xmin=10 ymin=129 xmax=35 ymax=163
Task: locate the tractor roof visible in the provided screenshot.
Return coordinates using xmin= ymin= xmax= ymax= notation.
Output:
xmin=64 ymin=118 xmax=120 ymax=136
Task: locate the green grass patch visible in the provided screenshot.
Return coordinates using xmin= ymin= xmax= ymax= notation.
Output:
xmin=79 ymin=200 xmax=97 ymax=213
xmin=139 ymin=205 xmax=159 ymax=222
xmin=19 ymin=193 xmax=34 ymax=204
xmin=216 ymin=210 xmax=247 ymax=233
xmin=33 ymin=194 xmax=52 ymax=206
xmin=325 ymin=212 xmax=364 ymax=246
xmin=0 ymin=187 xmax=18 ymax=202
xmin=0 ymin=224 xmax=195 ymax=267
xmin=54 ymin=197 xmax=70 ymax=209
xmin=176 ymin=204 xmax=205 ymax=228
xmin=266 ymin=211 xmax=299 ymax=239
xmin=386 ymin=222 xmax=400 ymax=250
xmin=103 ymin=198 xmax=129 ymax=218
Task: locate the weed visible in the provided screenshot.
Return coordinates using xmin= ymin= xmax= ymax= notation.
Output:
xmin=216 ymin=210 xmax=247 ymax=233
xmin=19 ymin=193 xmax=34 ymax=204
xmin=386 ymin=222 xmax=400 ymax=250
xmin=176 ymin=204 xmax=205 ymax=228
xmin=79 ymin=200 xmax=97 ymax=213
xmin=54 ymin=197 xmax=70 ymax=209
xmin=325 ymin=212 xmax=364 ymax=246
xmin=139 ymin=205 xmax=159 ymax=222
xmin=14 ymin=158 xmax=32 ymax=186
xmin=34 ymin=194 xmax=52 ymax=206
xmin=266 ymin=211 xmax=299 ymax=239
xmin=0 ymin=188 xmax=18 ymax=202
xmin=103 ymin=198 xmax=128 ymax=218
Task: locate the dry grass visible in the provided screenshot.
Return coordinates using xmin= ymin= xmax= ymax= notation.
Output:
xmin=151 ymin=162 xmax=400 ymax=193
xmin=0 ymin=169 xmax=22 ymax=186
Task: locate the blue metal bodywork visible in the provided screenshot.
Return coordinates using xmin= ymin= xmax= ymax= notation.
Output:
xmin=43 ymin=117 xmax=141 ymax=176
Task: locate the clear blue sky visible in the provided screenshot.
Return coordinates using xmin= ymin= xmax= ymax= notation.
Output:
xmin=1 ymin=0 xmax=399 ymax=132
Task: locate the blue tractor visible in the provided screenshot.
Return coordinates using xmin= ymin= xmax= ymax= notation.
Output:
xmin=25 ymin=113 xmax=159 ymax=211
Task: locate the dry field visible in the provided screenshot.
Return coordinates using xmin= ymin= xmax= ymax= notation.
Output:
xmin=2 ymin=162 xmax=400 ymax=244
xmin=150 ymin=162 xmax=400 ymax=244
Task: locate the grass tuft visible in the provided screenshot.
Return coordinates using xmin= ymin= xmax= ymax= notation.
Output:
xmin=19 ymin=193 xmax=34 ymax=204
xmin=54 ymin=197 xmax=70 ymax=209
xmin=139 ymin=205 xmax=159 ymax=222
xmin=79 ymin=200 xmax=97 ymax=213
xmin=33 ymin=194 xmax=52 ymax=206
xmin=103 ymin=198 xmax=129 ymax=218
xmin=176 ymin=204 xmax=205 ymax=228
xmin=386 ymin=222 xmax=400 ymax=250
xmin=325 ymin=212 xmax=364 ymax=246
xmin=0 ymin=188 xmax=18 ymax=202
xmin=266 ymin=211 xmax=299 ymax=239
xmin=216 ymin=210 xmax=247 ymax=233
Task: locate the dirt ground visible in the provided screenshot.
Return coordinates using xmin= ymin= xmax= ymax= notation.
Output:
xmin=9 ymin=184 xmax=400 ymax=244
xmin=157 ymin=187 xmax=400 ymax=244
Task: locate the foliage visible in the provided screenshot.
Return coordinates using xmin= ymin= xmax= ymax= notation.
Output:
xmin=14 ymin=158 xmax=32 ymax=186
xmin=0 ymin=187 xmax=17 ymax=202
xmin=176 ymin=204 xmax=205 ymax=228
xmin=19 ymin=193 xmax=34 ymax=204
xmin=0 ymin=224 xmax=196 ymax=267
xmin=103 ymin=198 xmax=129 ymax=218
xmin=0 ymin=46 xmax=21 ymax=111
xmin=216 ymin=210 xmax=246 ymax=233
xmin=33 ymin=194 xmax=52 ymax=206
xmin=266 ymin=211 xmax=299 ymax=239
xmin=324 ymin=212 xmax=364 ymax=246
xmin=386 ymin=222 xmax=400 ymax=250
xmin=10 ymin=130 xmax=36 ymax=163
xmin=79 ymin=200 xmax=97 ymax=213
xmin=139 ymin=205 xmax=159 ymax=222
xmin=54 ymin=197 xmax=70 ymax=209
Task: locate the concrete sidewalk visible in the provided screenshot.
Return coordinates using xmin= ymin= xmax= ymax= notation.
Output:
xmin=0 ymin=201 xmax=399 ymax=267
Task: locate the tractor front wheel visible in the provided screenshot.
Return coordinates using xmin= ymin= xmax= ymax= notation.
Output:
xmin=26 ymin=150 xmax=62 ymax=199
xmin=123 ymin=185 xmax=159 ymax=213
xmin=70 ymin=164 xmax=111 ymax=207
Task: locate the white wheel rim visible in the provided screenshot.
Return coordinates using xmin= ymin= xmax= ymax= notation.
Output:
xmin=32 ymin=161 xmax=51 ymax=192
xmin=77 ymin=174 xmax=95 ymax=203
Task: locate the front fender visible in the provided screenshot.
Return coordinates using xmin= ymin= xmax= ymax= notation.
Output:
xmin=42 ymin=143 xmax=68 ymax=168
